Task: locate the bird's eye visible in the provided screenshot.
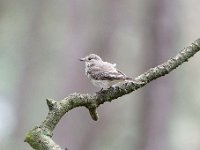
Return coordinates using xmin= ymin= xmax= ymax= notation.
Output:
xmin=88 ymin=58 xmax=92 ymax=60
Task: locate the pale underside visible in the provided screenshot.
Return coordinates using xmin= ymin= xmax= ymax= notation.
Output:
xmin=91 ymin=78 xmax=127 ymax=89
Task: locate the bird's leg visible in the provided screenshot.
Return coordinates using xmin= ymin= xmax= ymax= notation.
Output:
xmin=96 ymin=88 xmax=104 ymax=94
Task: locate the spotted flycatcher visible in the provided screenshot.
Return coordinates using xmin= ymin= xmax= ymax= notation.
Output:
xmin=80 ymin=54 xmax=135 ymax=89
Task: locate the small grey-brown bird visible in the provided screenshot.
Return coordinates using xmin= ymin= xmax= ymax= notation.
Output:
xmin=80 ymin=54 xmax=134 ymax=89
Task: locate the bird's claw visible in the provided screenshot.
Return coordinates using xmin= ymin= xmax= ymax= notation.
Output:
xmin=96 ymin=88 xmax=104 ymax=94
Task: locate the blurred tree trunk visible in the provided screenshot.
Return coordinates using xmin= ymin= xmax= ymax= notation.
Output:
xmin=14 ymin=0 xmax=45 ymax=138
xmin=138 ymin=0 xmax=179 ymax=150
xmin=53 ymin=1 xmax=91 ymax=150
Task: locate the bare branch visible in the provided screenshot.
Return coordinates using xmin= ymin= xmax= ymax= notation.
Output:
xmin=25 ymin=38 xmax=200 ymax=150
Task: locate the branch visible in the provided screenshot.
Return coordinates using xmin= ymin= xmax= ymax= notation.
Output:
xmin=25 ymin=38 xmax=200 ymax=150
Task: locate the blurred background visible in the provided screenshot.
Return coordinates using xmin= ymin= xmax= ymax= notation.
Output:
xmin=0 ymin=0 xmax=200 ymax=150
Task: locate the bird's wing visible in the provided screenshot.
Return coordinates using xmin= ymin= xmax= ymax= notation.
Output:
xmin=87 ymin=62 xmax=131 ymax=80
xmin=90 ymin=71 xmax=126 ymax=80
xmin=88 ymin=67 xmax=126 ymax=81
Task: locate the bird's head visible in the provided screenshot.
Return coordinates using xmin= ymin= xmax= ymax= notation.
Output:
xmin=79 ymin=54 xmax=102 ymax=67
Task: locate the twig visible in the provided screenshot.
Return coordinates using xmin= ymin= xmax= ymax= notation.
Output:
xmin=24 ymin=38 xmax=200 ymax=150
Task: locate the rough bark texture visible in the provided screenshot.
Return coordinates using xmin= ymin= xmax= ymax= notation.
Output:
xmin=25 ymin=39 xmax=200 ymax=150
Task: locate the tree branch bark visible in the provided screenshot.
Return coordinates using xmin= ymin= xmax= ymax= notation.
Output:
xmin=25 ymin=38 xmax=200 ymax=150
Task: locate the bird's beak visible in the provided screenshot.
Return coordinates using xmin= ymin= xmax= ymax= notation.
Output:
xmin=79 ymin=57 xmax=85 ymax=61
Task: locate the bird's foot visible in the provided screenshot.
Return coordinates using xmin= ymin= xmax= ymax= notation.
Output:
xmin=96 ymin=88 xmax=104 ymax=94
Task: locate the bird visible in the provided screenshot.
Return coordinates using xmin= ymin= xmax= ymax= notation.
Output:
xmin=79 ymin=54 xmax=135 ymax=90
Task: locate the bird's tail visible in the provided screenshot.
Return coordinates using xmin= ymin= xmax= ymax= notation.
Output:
xmin=125 ymin=77 xmax=145 ymax=85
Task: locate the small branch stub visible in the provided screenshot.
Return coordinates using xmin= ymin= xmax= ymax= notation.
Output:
xmin=46 ymin=99 xmax=56 ymax=111
xmin=89 ymin=107 xmax=99 ymax=121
